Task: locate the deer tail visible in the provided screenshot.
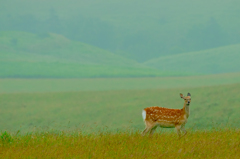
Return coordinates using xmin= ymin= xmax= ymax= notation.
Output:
xmin=142 ymin=109 xmax=146 ymax=121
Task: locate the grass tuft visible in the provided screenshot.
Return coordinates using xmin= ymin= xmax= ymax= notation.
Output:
xmin=0 ymin=131 xmax=13 ymax=145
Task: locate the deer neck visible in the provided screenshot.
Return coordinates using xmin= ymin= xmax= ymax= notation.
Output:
xmin=183 ymin=103 xmax=190 ymax=118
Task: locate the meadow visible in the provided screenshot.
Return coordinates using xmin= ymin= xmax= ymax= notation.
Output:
xmin=1 ymin=72 xmax=240 ymax=93
xmin=1 ymin=73 xmax=240 ymax=132
xmin=1 ymin=129 xmax=240 ymax=158
xmin=1 ymin=73 xmax=240 ymax=158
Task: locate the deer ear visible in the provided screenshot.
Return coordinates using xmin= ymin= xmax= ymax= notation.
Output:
xmin=187 ymin=93 xmax=191 ymax=96
xmin=180 ymin=93 xmax=184 ymax=98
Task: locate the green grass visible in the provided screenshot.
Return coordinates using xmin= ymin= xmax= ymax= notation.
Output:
xmin=0 ymin=129 xmax=240 ymax=158
xmin=1 ymin=72 xmax=240 ymax=93
xmin=145 ymin=44 xmax=240 ymax=74
xmin=0 ymin=61 xmax=175 ymax=78
xmin=1 ymin=76 xmax=240 ymax=132
xmin=1 ymin=74 xmax=240 ymax=158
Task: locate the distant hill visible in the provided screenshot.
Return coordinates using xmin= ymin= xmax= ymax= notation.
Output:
xmin=0 ymin=0 xmax=240 ymax=61
xmin=0 ymin=31 xmax=189 ymax=78
xmin=144 ymin=44 xmax=240 ymax=74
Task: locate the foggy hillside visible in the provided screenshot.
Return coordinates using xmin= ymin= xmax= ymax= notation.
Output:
xmin=1 ymin=31 xmax=184 ymax=78
xmin=0 ymin=0 xmax=239 ymax=77
xmin=145 ymin=44 xmax=240 ymax=74
xmin=1 ymin=0 xmax=240 ymax=62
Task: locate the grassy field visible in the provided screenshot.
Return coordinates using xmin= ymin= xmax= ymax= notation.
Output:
xmin=1 ymin=73 xmax=240 ymax=133
xmin=1 ymin=72 xmax=240 ymax=93
xmin=0 ymin=129 xmax=240 ymax=158
xmin=1 ymin=74 xmax=240 ymax=158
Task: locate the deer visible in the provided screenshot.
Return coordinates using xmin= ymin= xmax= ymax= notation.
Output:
xmin=141 ymin=93 xmax=191 ymax=138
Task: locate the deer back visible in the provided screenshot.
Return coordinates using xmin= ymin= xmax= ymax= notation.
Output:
xmin=143 ymin=106 xmax=187 ymax=127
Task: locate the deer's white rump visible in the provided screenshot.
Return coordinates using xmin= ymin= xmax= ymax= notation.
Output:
xmin=142 ymin=110 xmax=146 ymax=120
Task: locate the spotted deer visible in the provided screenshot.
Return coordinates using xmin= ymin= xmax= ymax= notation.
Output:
xmin=142 ymin=93 xmax=191 ymax=138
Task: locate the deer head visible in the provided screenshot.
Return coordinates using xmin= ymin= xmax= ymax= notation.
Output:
xmin=180 ymin=93 xmax=191 ymax=105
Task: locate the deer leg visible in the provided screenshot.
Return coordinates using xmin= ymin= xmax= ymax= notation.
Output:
xmin=180 ymin=125 xmax=187 ymax=137
xmin=149 ymin=126 xmax=157 ymax=137
xmin=142 ymin=121 xmax=153 ymax=136
xmin=141 ymin=127 xmax=151 ymax=136
xmin=175 ymin=125 xmax=181 ymax=138
xmin=142 ymin=127 xmax=148 ymax=135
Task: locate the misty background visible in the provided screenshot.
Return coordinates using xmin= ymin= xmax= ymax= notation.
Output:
xmin=0 ymin=0 xmax=240 ymax=78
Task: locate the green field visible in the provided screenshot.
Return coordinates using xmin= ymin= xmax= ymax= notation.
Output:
xmin=1 ymin=74 xmax=240 ymax=158
xmin=1 ymin=129 xmax=240 ymax=158
xmin=1 ymin=72 xmax=240 ymax=93
xmin=1 ymin=73 xmax=240 ymax=133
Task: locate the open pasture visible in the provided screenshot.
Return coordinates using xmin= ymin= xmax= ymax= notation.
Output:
xmin=1 ymin=74 xmax=240 ymax=158
xmin=0 ymin=73 xmax=240 ymax=132
xmin=1 ymin=72 xmax=240 ymax=93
